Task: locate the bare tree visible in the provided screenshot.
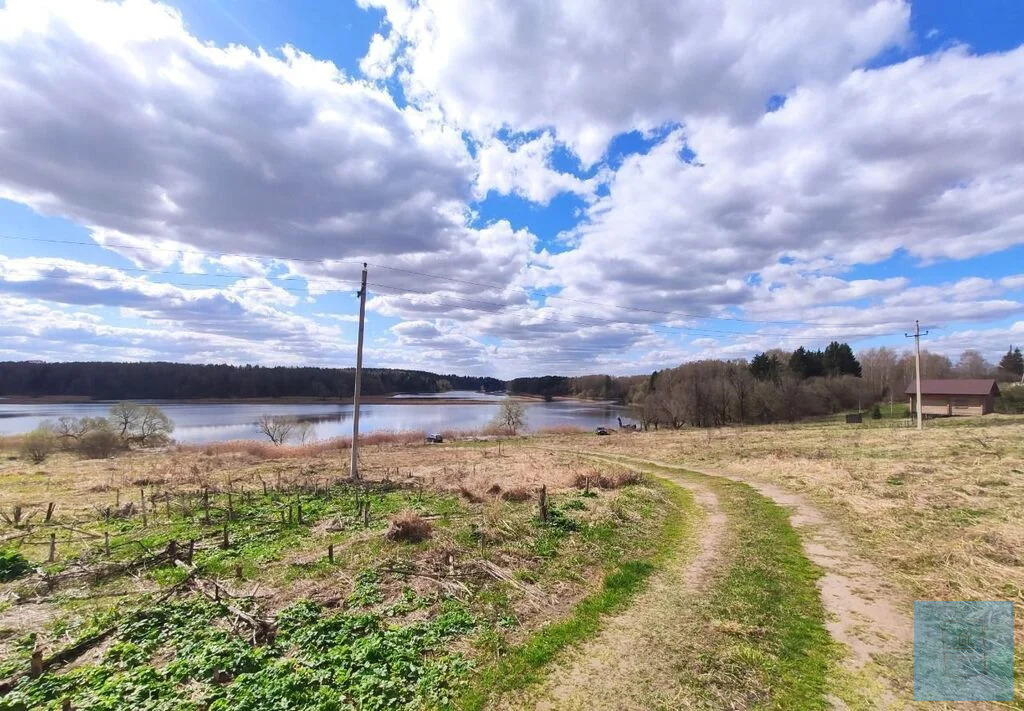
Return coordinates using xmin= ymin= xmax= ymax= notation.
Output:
xmin=107 ymin=402 xmax=173 ymax=447
xmin=955 ymin=350 xmax=991 ymax=379
xmin=109 ymin=401 xmax=142 ymax=439
xmin=258 ymin=415 xmax=295 ymax=445
xmin=54 ymin=416 xmax=89 ymax=443
xmin=296 ymin=421 xmax=315 ymax=444
xmin=493 ymin=398 xmax=526 ymax=435
xmin=135 ymin=406 xmax=174 ymax=446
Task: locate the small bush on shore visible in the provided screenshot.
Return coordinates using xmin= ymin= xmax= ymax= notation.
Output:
xmin=20 ymin=427 xmax=57 ymax=463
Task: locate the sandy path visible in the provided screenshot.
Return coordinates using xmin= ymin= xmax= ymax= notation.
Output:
xmin=600 ymin=454 xmax=916 ymax=709
xmin=504 ymin=462 xmax=728 ymax=710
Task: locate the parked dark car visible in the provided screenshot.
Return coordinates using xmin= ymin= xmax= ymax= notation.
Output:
xmin=595 ymin=427 xmax=611 ymax=436
xmin=425 ymin=433 xmax=444 ymax=443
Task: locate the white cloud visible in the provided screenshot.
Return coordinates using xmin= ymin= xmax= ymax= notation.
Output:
xmin=550 ymin=46 xmax=1024 ymax=329
xmin=475 ymin=133 xmax=596 ymax=204
xmin=0 ymin=0 xmax=473 ymax=264
xmin=365 ymin=0 xmax=909 ymax=164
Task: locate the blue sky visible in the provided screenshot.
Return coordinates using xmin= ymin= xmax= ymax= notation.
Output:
xmin=0 ymin=0 xmax=1022 ymax=377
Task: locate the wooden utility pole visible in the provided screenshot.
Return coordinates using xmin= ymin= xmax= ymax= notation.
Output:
xmin=905 ymin=320 xmax=929 ymax=430
xmin=350 ymin=263 xmax=368 ymax=480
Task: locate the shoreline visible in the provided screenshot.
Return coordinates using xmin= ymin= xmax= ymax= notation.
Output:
xmin=0 ymin=394 xmax=529 ymax=406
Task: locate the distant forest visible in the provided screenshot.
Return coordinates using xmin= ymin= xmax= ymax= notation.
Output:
xmin=0 ymin=362 xmax=504 ymax=400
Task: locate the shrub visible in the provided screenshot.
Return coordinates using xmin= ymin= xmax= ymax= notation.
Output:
xmin=78 ymin=428 xmax=122 ymax=459
xmin=20 ymin=427 xmax=57 ymax=463
xmin=0 ymin=549 xmax=32 ymax=582
xmin=871 ymin=404 xmax=882 ymax=419
xmin=386 ymin=510 xmax=432 ymax=543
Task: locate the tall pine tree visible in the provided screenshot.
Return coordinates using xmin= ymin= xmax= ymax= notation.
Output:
xmin=998 ymin=346 xmax=1024 ymax=381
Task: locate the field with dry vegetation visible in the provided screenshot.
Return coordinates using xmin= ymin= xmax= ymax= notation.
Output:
xmin=544 ymin=415 xmax=1024 ymax=708
xmin=0 ymin=438 xmax=683 ymax=710
xmin=2 ymin=414 xmax=1022 ymax=709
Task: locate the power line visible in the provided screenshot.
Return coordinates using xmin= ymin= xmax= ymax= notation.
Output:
xmin=0 ymin=264 xmax=906 ymax=346
xmin=0 ymin=232 xmax=891 ymax=329
xmin=366 ymin=281 xmax=906 ymax=342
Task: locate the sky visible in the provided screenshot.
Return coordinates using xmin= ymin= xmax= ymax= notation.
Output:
xmin=0 ymin=0 xmax=1022 ymax=379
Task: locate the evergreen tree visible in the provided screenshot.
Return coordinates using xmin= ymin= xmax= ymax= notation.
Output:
xmin=998 ymin=346 xmax=1024 ymax=380
xmin=822 ymin=341 xmax=862 ymax=377
xmin=789 ymin=347 xmax=824 ymax=379
xmin=749 ymin=352 xmax=780 ymax=382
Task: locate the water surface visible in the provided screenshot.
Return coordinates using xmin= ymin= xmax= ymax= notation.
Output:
xmin=0 ymin=392 xmax=632 ymax=444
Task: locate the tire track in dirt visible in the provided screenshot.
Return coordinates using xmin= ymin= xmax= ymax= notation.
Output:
xmin=596 ymin=452 xmax=916 ymax=709
xmin=504 ymin=457 xmax=728 ymax=710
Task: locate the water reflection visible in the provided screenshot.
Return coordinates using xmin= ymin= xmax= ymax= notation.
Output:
xmin=0 ymin=392 xmax=633 ymax=444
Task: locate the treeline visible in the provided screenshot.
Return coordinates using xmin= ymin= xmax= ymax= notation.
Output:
xmin=514 ymin=342 xmax=872 ymax=427
xmin=0 ymin=362 xmax=504 ymax=400
xmin=628 ymin=342 xmax=865 ymax=427
xmin=507 ymin=374 xmax=639 ymax=401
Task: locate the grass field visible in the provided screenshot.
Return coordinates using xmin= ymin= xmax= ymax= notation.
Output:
xmin=546 ymin=416 xmax=1024 ymax=708
xmin=0 ymin=441 xmax=685 ymax=710
xmin=2 ymin=415 xmax=1022 ymax=709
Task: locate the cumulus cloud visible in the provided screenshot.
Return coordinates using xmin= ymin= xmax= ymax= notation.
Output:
xmin=0 ymin=0 xmax=1021 ymax=375
xmin=0 ymin=0 xmax=473 ymax=264
xmin=550 ymin=46 xmax=1024 ymax=329
xmin=365 ymin=0 xmax=909 ymax=163
xmin=475 ymin=133 xmax=596 ymax=204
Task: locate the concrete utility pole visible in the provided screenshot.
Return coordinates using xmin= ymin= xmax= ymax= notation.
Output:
xmin=905 ymin=320 xmax=929 ymax=430
xmin=350 ymin=263 xmax=368 ymax=480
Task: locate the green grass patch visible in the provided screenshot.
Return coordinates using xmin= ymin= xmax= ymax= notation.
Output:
xmin=595 ymin=454 xmax=839 ymax=710
xmin=455 ymin=478 xmax=695 ymax=710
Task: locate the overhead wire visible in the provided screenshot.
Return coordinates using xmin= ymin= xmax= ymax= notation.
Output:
xmin=0 ymin=232 xmax=897 ymax=329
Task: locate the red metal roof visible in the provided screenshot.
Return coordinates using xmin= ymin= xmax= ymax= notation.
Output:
xmin=904 ymin=379 xmax=1000 ymax=396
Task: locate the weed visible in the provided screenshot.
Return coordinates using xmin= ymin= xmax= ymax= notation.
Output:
xmin=386 ymin=509 xmax=432 ymax=543
xmin=0 ymin=549 xmax=31 ymax=581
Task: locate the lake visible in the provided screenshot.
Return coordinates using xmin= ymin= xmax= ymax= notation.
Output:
xmin=0 ymin=392 xmax=633 ymax=444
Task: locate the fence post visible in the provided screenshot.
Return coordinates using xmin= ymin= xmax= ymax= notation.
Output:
xmin=104 ymin=531 xmax=110 ymax=556
xmin=30 ymin=648 xmax=43 ymax=677
xmin=203 ymin=488 xmax=211 ymax=525
xmin=140 ymin=488 xmax=147 ymax=527
xmin=45 ymin=502 xmax=55 ymax=523
xmin=221 ymin=524 xmax=229 ymax=550
xmin=48 ymin=532 xmax=57 ymax=562
xmin=167 ymin=539 xmax=177 ymax=562
xmin=328 ymin=544 xmax=334 ymax=563
xmin=362 ymin=501 xmax=370 ymax=528
xmin=539 ymin=485 xmax=548 ymax=522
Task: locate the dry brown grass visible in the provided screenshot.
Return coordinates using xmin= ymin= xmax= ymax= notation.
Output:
xmin=499 ymin=486 xmax=531 ymax=502
xmin=385 ymin=509 xmax=432 ymax=543
xmin=185 ymin=430 xmax=428 ymax=460
xmin=546 ymin=415 xmax=1024 ymax=686
xmin=572 ymin=468 xmax=644 ymax=490
xmin=534 ymin=425 xmax=588 ymax=435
